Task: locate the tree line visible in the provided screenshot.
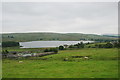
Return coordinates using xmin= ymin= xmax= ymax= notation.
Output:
xmin=58 ymin=40 xmax=120 ymax=50
xmin=2 ymin=41 xmax=20 ymax=47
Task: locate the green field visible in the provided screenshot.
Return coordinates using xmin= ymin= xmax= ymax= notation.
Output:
xmin=2 ymin=48 xmax=118 ymax=78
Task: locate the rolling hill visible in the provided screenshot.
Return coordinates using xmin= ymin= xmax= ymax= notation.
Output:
xmin=2 ymin=32 xmax=117 ymax=42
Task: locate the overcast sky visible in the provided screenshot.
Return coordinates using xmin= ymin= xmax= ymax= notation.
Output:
xmin=2 ymin=2 xmax=118 ymax=34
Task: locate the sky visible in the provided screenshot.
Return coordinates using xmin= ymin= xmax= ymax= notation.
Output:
xmin=2 ymin=2 xmax=118 ymax=34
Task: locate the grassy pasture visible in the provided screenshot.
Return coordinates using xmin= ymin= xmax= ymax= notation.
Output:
xmin=2 ymin=48 xmax=118 ymax=78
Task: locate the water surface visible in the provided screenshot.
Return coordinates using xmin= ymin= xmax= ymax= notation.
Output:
xmin=20 ymin=41 xmax=93 ymax=48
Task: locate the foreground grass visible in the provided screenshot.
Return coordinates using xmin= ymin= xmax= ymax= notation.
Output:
xmin=2 ymin=48 xmax=118 ymax=78
xmin=3 ymin=60 xmax=118 ymax=78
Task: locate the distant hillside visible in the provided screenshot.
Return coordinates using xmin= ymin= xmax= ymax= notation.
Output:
xmin=102 ymin=34 xmax=120 ymax=38
xmin=2 ymin=32 xmax=117 ymax=42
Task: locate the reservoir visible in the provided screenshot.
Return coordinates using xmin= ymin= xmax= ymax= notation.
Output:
xmin=20 ymin=41 xmax=93 ymax=48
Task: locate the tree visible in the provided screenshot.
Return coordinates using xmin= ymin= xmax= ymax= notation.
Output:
xmin=86 ymin=42 xmax=90 ymax=45
xmin=80 ymin=42 xmax=84 ymax=48
xmin=69 ymin=45 xmax=75 ymax=48
xmin=95 ymin=44 xmax=99 ymax=48
xmin=104 ymin=42 xmax=113 ymax=48
xmin=49 ymin=48 xmax=57 ymax=52
xmin=2 ymin=50 xmax=9 ymax=54
xmin=118 ymin=39 xmax=120 ymax=48
xmin=40 ymin=38 xmax=43 ymax=40
xmin=5 ymin=50 xmax=9 ymax=54
xmin=2 ymin=50 xmax=9 ymax=58
xmin=59 ymin=45 xmax=64 ymax=50
xmin=44 ymin=49 xmax=49 ymax=52
xmin=2 ymin=50 xmax=5 ymax=54
xmin=113 ymin=42 xmax=118 ymax=48
xmin=98 ymin=44 xmax=105 ymax=48
xmin=74 ymin=42 xmax=84 ymax=48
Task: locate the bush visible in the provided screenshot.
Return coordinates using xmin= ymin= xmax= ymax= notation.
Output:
xmin=44 ymin=48 xmax=58 ymax=53
xmin=72 ymin=42 xmax=85 ymax=48
xmin=98 ymin=44 xmax=105 ymax=48
xmin=113 ymin=40 xmax=120 ymax=48
xmin=52 ymin=48 xmax=58 ymax=53
xmin=104 ymin=42 xmax=113 ymax=48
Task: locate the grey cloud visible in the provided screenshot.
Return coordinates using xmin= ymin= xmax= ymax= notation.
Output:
xmin=2 ymin=2 xmax=118 ymax=34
